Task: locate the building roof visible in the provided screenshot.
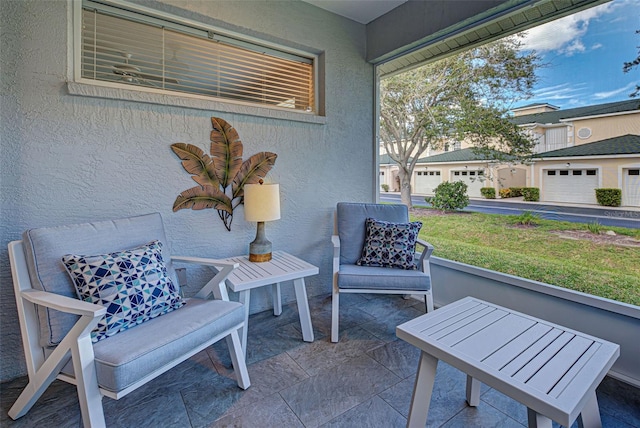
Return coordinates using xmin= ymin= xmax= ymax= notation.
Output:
xmin=535 ymin=134 xmax=640 ymax=158
xmin=416 ymin=148 xmax=509 ymax=163
xmin=510 ymin=99 xmax=640 ymax=126
xmin=511 ymin=103 xmax=559 ymax=111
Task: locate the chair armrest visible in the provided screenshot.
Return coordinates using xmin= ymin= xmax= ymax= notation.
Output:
xmin=416 ymin=238 xmax=434 ymax=273
xmin=171 ymin=255 xmax=239 ymax=300
xmin=332 ymin=235 xmax=340 ymax=255
xmin=416 ymin=238 xmax=434 ymax=259
xmin=21 ymin=289 xmax=106 ymax=318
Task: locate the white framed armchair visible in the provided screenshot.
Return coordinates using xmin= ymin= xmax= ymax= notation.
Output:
xmin=7 ymin=213 xmax=250 ymax=427
xmin=331 ymin=202 xmax=434 ymax=342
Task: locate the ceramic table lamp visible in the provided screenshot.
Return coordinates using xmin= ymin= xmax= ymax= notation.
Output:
xmin=244 ymin=181 xmax=280 ymax=262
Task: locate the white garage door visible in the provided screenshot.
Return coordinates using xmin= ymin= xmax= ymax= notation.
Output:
xmin=543 ymin=169 xmax=598 ymax=204
xmin=451 ymin=170 xmax=485 ymax=198
xmin=623 ymin=168 xmax=640 ymax=207
xmin=414 ymin=171 xmax=441 ymax=194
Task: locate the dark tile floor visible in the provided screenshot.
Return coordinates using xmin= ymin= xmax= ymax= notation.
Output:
xmin=2 ymin=293 xmax=639 ymax=427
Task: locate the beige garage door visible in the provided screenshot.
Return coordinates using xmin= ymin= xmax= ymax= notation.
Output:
xmin=414 ymin=170 xmax=441 ymax=195
xmin=622 ymin=168 xmax=640 ymax=207
xmin=451 ymin=170 xmax=485 ymax=198
xmin=543 ymin=169 xmax=598 ymax=204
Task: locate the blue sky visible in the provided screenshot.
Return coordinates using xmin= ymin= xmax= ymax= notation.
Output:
xmin=514 ymin=0 xmax=639 ymax=109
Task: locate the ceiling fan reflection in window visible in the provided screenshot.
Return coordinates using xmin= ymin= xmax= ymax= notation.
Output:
xmin=111 ymin=52 xmax=179 ymax=87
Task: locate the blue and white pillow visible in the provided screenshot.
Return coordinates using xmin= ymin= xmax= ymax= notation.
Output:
xmin=356 ymin=218 xmax=423 ymax=270
xmin=62 ymin=240 xmax=184 ymax=342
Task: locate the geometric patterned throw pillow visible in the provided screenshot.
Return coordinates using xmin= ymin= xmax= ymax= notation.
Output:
xmin=62 ymin=240 xmax=184 ymax=343
xmin=356 ymin=218 xmax=423 ymax=270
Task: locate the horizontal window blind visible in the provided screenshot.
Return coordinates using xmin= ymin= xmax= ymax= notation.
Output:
xmin=81 ymin=5 xmax=315 ymax=112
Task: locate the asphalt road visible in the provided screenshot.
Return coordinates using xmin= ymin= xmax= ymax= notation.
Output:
xmin=379 ymin=193 xmax=640 ymax=229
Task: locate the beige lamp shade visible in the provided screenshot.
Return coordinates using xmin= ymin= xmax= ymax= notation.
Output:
xmin=244 ymin=183 xmax=281 ymax=222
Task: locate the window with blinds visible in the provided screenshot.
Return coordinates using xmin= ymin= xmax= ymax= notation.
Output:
xmin=81 ymin=2 xmax=315 ymax=113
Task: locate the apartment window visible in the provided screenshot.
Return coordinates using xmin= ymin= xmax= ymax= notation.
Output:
xmin=80 ymin=1 xmax=316 ymax=113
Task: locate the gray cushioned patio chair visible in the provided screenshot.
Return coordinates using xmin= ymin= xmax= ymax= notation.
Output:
xmin=7 ymin=213 xmax=250 ymax=427
xmin=331 ymin=202 xmax=434 ymax=342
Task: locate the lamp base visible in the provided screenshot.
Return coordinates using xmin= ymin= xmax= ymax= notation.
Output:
xmin=249 ymin=252 xmax=272 ymax=262
xmin=249 ymin=221 xmax=272 ymax=263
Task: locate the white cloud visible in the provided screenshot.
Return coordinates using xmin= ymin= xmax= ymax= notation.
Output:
xmin=520 ymin=3 xmax=613 ymax=55
xmin=594 ymin=82 xmax=638 ymax=99
xmin=532 ymin=82 xmax=588 ymax=100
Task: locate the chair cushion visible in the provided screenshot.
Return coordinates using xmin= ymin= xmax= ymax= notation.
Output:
xmin=62 ymin=240 xmax=184 ymax=343
xmin=357 ymin=218 xmax=422 ymax=270
xmin=337 ymin=203 xmax=409 ymax=265
xmin=22 ymin=213 xmax=176 ymax=347
xmin=56 ymin=297 xmax=244 ymax=393
xmin=337 ymin=264 xmax=430 ymax=291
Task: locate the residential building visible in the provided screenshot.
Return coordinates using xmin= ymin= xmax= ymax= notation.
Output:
xmin=381 ymin=100 xmax=640 ymax=206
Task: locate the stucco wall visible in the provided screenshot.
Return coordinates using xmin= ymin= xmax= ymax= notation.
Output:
xmin=0 ymin=0 xmax=373 ymax=382
xmin=569 ymin=112 xmax=640 ymax=145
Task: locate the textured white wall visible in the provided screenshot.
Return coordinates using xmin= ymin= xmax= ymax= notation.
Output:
xmin=0 ymin=0 xmax=374 ymax=381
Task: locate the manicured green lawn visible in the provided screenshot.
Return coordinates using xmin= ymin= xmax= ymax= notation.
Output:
xmin=410 ymin=210 xmax=640 ymax=306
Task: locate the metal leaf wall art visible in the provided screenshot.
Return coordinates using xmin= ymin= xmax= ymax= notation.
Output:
xmin=171 ymin=117 xmax=277 ymax=231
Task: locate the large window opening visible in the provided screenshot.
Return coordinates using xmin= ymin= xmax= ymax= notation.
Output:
xmin=78 ymin=0 xmax=316 ymax=114
xmin=377 ymin=0 xmax=640 ymax=306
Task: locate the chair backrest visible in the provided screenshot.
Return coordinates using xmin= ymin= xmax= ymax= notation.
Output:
xmin=20 ymin=212 xmax=175 ymax=347
xmin=336 ymin=202 xmax=409 ymax=265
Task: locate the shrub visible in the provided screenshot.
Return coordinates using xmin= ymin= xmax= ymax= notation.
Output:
xmin=381 ymin=183 xmax=390 ymax=192
xmin=516 ymin=211 xmax=540 ymax=226
xmin=510 ymin=187 xmax=524 ymax=197
xmin=587 ymin=221 xmax=602 ymax=234
xmin=595 ymin=188 xmax=621 ymax=207
xmin=480 ymin=187 xmax=496 ymax=199
xmin=522 ymin=187 xmax=540 ymax=202
xmin=430 ymin=181 xmax=469 ymax=211
xmin=499 ymin=188 xmax=511 ymax=198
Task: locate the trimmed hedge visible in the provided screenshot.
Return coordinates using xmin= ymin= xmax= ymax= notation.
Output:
xmin=510 ymin=187 xmax=524 ymax=197
xmin=595 ymin=188 xmax=622 ymax=207
xmin=480 ymin=187 xmax=496 ymax=199
xmin=522 ymin=187 xmax=540 ymax=202
xmin=498 ymin=186 xmax=539 ymax=201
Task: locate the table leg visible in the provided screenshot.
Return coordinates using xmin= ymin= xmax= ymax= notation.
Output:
xmin=577 ymin=391 xmax=602 ymax=428
xmin=272 ymin=283 xmax=282 ymax=316
xmin=527 ymin=408 xmax=553 ymax=428
xmin=407 ymin=352 xmax=438 ymax=428
xmin=238 ymin=290 xmax=251 ymax=357
xmin=466 ymin=375 xmax=481 ymax=406
xmin=293 ymin=278 xmax=314 ymax=342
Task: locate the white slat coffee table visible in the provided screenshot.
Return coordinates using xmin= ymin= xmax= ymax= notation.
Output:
xmin=397 ymin=297 xmax=619 ymax=428
xmin=213 ymin=251 xmax=318 ymax=354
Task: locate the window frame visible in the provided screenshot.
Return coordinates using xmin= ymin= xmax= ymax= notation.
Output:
xmin=69 ymin=0 xmax=324 ymax=123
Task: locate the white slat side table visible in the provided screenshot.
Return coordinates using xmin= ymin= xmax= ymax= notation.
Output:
xmin=396 ymin=297 xmax=620 ymax=428
xmin=212 ymin=251 xmax=318 ymax=355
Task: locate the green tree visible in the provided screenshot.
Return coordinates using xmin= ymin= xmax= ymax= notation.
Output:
xmin=380 ymin=35 xmax=540 ymax=207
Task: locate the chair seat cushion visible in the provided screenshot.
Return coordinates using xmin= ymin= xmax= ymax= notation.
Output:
xmin=337 ymin=264 xmax=430 ymax=291
xmin=57 ymin=297 xmax=243 ymax=393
